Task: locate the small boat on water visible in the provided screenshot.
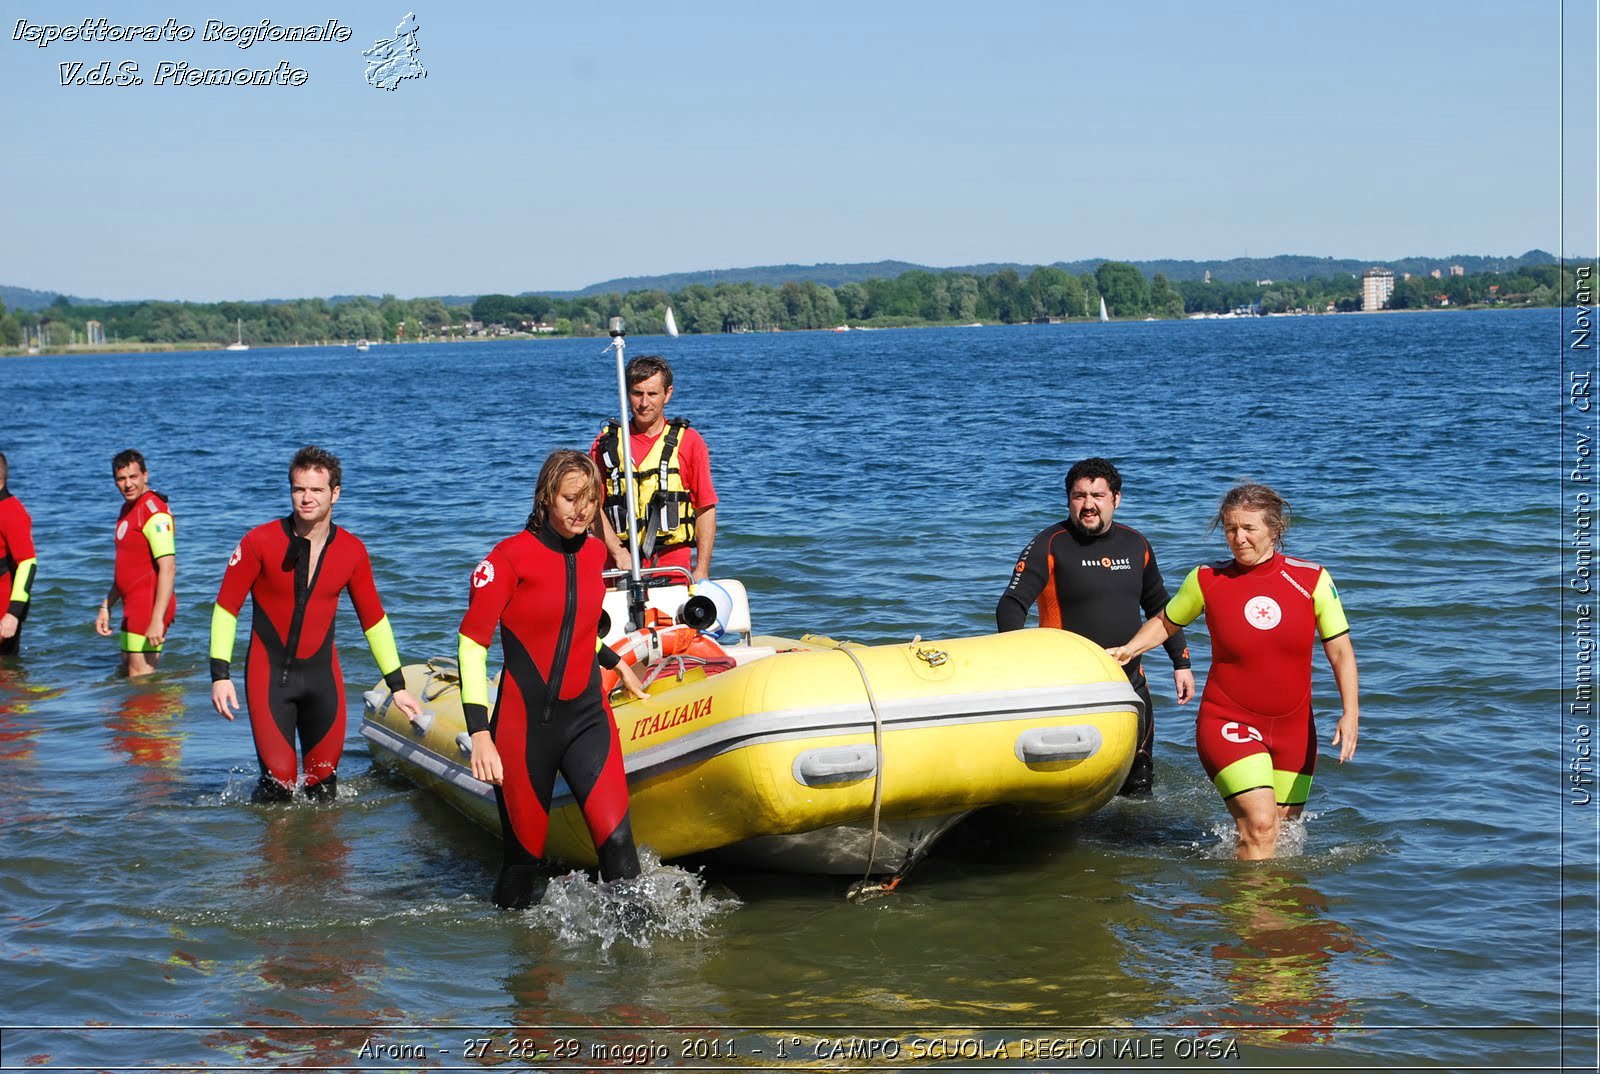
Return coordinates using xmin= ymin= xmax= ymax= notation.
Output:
xmin=664 ymin=306 xmax=679 ymax=338
xmin=363 ymin=577 xmax=1141 ymax=877
xmin=225 ymin=319 xmax=249 ymax=351
xmin=355 ymin=338 xmax=370 ymax=352
xmin=1099 ymin=297 xmax=1110 ymax=323
xmin=365 ymin=326 xmax=1139 ymax=881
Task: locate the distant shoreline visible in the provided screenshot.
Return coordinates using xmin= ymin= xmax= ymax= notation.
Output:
xmin=0 ymin=303 xmax=1549 ymax=359
xmin=0 ymin=334 xmax=544 ymax=359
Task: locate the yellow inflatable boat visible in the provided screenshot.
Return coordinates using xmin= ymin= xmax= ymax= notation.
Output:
xmin=361 ymin=579 xmax=1141 ymax=876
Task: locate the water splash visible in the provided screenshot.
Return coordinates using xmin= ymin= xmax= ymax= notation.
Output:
xmin=196 ymin=771 xmax=368 ymax=808
xmin=1191 ymin=810 xmax=1391 ymax=863
xmin=528 ymin=851 xmax=737 ymax=950
xmin=1191 ymin=812 xmax=1314 ymax=859
xmin=1275 ymin=812 xmax=1312 ymax=857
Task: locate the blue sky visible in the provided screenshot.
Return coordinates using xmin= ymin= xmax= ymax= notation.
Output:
xmin=1 ymin=1 xmax=1593 ymax=302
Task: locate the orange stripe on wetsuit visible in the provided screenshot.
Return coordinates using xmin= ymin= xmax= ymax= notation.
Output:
xmin=997 ymin=520 xmax=1189 ymax=684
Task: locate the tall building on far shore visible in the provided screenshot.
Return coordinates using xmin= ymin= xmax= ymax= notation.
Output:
xmin=1362 ymin=268 xmax=1395 ymax=312
xmin=1449 ymin=264 xmax=1465 ymax=277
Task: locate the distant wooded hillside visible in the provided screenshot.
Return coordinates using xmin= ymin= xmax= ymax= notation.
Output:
xmin=2 ymin=250 xmax=1564 ymax=311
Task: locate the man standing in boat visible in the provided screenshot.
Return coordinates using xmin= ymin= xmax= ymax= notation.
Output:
xmin=95 ymin=449 xmax=176 ymax=677
xmin=590 ymin=354 xmax=718 ymax=582
xmin=0 ymin=453 xmax=37 ymax=657
xmin=996 ymin=457 xmax=1194 ymax=797
xmin=209 ymin=445 xmax=423 ymax=802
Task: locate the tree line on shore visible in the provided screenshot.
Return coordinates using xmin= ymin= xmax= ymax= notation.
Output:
xmin=1 ymin=260 xmax=1589 ymax=350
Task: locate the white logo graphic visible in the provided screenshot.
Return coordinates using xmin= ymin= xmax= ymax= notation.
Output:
xmin=146 ymin=496 xmax=161 ymax=513
xmin=116 ymin=520 xmax=129 ymax=540
xmin=1221 ymin=722 xmax=1264 ymax=745
xmin=364 ymin=12 xmax=426 ymax=91
xmin=471 ymin=560 xmax=495 ymax=588
xmin=1244 ymin=595 xmax=1282 ymax=630
xmin=228 ymin=544 xmax=243 ymax=567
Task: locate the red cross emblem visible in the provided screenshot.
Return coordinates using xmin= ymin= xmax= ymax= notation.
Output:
xmin=1244 ymin=595 xmax=1282 ymax=630
xmin=1221 ymin=722 xmax=1264 ymax=745
xmin=471 ymin=559 xmax=495 ymax=588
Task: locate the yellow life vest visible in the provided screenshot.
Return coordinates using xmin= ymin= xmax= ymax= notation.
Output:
xmin=597 ymin=418 xmax=695 ymax=556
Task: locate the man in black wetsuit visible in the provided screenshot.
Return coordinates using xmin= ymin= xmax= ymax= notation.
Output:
xmin=996 ymin=457 xmax=1194 ymax=796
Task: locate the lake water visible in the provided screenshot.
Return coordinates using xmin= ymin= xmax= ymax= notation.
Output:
xmin=1 ymin=309 xmax=1592 ymax=1070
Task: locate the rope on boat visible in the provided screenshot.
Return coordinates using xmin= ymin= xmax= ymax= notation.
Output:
xmin=831 ymin=640 xmax=887 ymax=886
xmin=422 ymin=656 xmax=461 ymax=701
xmin=636 ymin=653 xmax=738 ymax=692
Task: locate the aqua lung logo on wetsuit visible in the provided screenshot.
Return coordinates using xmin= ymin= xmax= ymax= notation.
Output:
xmin=471 ymin=560 xmax=495 ymax=588
xmin=1082 ymin=556 xmax=1133 ymax=571
xmin=630 ymin=695 xmax=713 ymax=740
xmin=1244 ymin=595 xmax=1282 ymax=630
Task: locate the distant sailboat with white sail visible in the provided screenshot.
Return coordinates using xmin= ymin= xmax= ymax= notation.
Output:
xmin=664 ymin=306 xmax=680 ymax=338
xmin=1098 ymin=297 xmax=1110 ymax=323
xmin=225 ymin=319 xmax=249 ymax=351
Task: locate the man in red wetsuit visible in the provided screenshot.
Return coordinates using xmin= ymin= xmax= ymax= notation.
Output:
xmin=95 ymin=449 xmax=176 ymax=677
xmin=590 ymin=354 xmax=718 ymax=581
xmin=209 ymin=446 xmax=423 ymax=802
xmin=997 ymin=457 xmax=1194 ymax=796
xmin=0 ymin=453 xmax=37 ymax=657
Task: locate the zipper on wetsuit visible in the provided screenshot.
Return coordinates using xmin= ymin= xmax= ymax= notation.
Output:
xmin=281 ymin=521 xmax=333 ymax=685
xmin=540 ymin=548 xmax=579 ymax=725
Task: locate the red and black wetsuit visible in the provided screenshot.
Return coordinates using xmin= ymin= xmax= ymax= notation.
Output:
xmin=458 ymin=521 xmax=639 ymax=908
xmin=997 ymin=519 xmax=1190 ymax=794
xmin=211 ymin=518 xmax=407 ymax=802
xmin=0 ymin=488 xmax=37 ymax=657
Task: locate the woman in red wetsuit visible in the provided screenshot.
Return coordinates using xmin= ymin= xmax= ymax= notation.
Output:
xmin=1109 ymin=484 xmax=1359 ymax=859
xmin=457 ymin=450 xmax=644 ymax=908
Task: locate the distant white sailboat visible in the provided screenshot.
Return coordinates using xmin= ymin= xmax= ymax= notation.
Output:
xmin=225 ymin=318 xmax=249 ymax=351
xmin=664 ymin=306 xmax=680 ymax=338
xmin=1098 ymin=297 xmax=1110 ymax=323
